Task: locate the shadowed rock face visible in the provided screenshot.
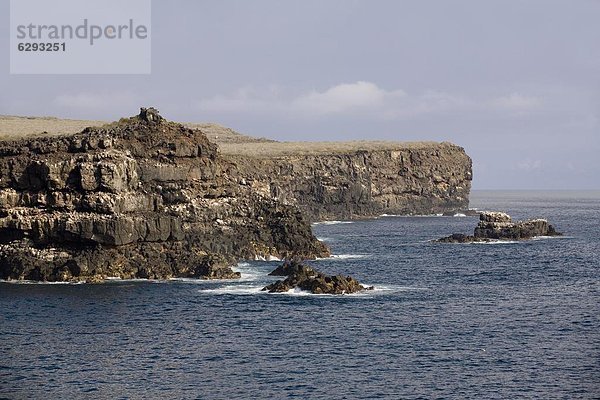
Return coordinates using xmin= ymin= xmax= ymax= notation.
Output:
xmin=224 ymin=144 xmax=472 ymax=221
xmin=263 ymin=261 xmax=373 ymax=295
xmin=436 ymin=211 xmax=561 ymax=243
xmin=0 ymin=108 xmax=329 ymax=282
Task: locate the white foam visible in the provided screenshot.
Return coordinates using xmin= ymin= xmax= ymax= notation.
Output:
xmin=0 ymin=280 xmax=85 ymax=285
xmin=167 ymin=277 xmax=214 ymax=284
xmin=371 ymin=284 xmax=429 ymax=292
xmin=532 ymin=235 xmax=572 ymax=240
xmin=316 ymin=237 xmax=333 ymax=242
xmin=254 ymin=255 xmax=282 ymax=262
xmin=379 ymin=213 xmax=444 ymax=218
xmin=471 ymin=240 xmax=520 ymax=245
xmin=231 ymin=263 xmax=267 ymax=281
xmin=330 ymin=254 xmax=369 ymax=260
xmin=453 ymin=213 xmax=467 ymax=217
xmin=199 ymin=285 xmax=264 ymax=295
xmin=312 ymin=220 xmax=354 ymax=226
xmin=272 ymin=286 xmax=374 ymax=297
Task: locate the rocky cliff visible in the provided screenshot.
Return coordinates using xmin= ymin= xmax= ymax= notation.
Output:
xmin=0 ymin=108 xmax=328 ymax=282
xmin=0 ymin=109 xmax=473 ymax=282
xmin=221 ymin=141 xmax=472 ymax=221
xmin=1 ymin=116 xmax=473 ymax=221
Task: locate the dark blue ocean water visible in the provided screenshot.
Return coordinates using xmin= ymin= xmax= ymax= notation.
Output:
xmin=1 ymin=191 xmax=599 ymax=399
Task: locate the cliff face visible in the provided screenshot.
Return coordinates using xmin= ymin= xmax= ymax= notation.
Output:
xmin=222 ymin=143 xmax=472 ymax=221
xmin=0 ymin=110 xmax=473 ymax=282
xmin=0 ymin=109 xmax=328 ymax=282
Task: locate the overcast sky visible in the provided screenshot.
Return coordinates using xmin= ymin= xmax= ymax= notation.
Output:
xmin=1 ymin=0 xmax=599 ymax=189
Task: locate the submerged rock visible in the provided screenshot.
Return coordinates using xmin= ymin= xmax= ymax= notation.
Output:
xmin=263 ymin=260 xmax=374 ymax=295
xmin=436 ymin=211 xmax=562 ymax=243
xmin=0 ymin=108 xmax=329 ymax=282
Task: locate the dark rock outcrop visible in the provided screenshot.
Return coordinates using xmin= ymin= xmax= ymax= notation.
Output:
xmin=263 ymin=261 xmax=373 ymax=294
xmin=0 ymin=108 xmax=329 ymax=282
xmin=436 ymin=211 xmax=562 ymax=243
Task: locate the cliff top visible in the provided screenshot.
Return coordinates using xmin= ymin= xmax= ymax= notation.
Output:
xmin=0 ymin=113 xmax=456 ymax=156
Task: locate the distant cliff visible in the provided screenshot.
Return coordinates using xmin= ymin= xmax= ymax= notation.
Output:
xmin=218 ymin=140 xmax=472 ymax=221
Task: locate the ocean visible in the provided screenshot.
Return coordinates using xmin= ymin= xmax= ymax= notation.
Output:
xmin=1 ymin=191 xmax=599 ymax=399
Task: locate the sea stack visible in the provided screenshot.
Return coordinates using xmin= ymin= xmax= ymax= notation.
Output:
xmin=263 ymin=260 xmax=374 ymax=294
xmin=436 ymin=211 xmax=562 ymax=243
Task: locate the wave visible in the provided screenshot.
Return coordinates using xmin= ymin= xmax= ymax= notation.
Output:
xmin=0 ymin=280 xmax=85 ymax=285
xmin=453 ymin=213 xmax=467 ymax=217
xmin=371 ymin=284 xmax=429 ymax=292
xmin=315 ymin=254 xmax=370 ymax=260
xmin=312 ymin=220 xmax=354 ymax=226
xmin=379 ymin=213 xmax=444 ymax=217
xmin=331 ymin=254 xmax=369 ymax=259
xmin=196 ymin=282 xmax=429 ymax=297
xmin=532 ymin=235 xmax=573 ymax=240
xmin=199 ymin=285 xmax=265 ymax=295
xmin=232 ymin=263 xmax=266 ymax=281
xmin=471 ymin=240 xmax=520 ymax=245
xmin=253 ymin=255 xmax=281 ymax=262
xmin=271 ymin=284 xmax=428 ymax=297
xmin=316 ymin=237 xmax=333 ymax=242
xmin=276 ymin=287 xmax=366 ymax=297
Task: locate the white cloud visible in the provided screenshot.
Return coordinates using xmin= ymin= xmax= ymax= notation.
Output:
xmin=491 ymin=92 xmax=542 ymax=111
xmin=194 ymin=82 xmax=543 ymax=120
xmin=195 ymin=86 xmax=283 ymax=114
xmin=292 ymin=81 xmax=405 ymax=115
xmin=53 ymin=92 xmax=139 ymax=111
xmin=515 ymin=159 xmax=542 ymax=171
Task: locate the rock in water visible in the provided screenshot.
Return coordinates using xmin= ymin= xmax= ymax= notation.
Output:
xmin=436 ymin=211 xmax=562 ymax=243
xmin=0 ymin=108 xmax=329 ymax=282
xmin=263 ymin=261 xmax=374 ymax=294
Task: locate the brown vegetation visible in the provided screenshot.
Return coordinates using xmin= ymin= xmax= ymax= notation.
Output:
xmin=0 ymin=115 xmax=444 ymax=156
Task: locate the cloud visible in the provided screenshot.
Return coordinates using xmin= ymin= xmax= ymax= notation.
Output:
xmin=195 ymin=86 xmax=283 ymax=114
xmin=515 ymin=159 xmax=542 ymax=171
xmin=491 ymin=92 xmax=542 ymax=111
xmin=291 ymin=81 xmax=405 ymax=115
xmin=53 ymin=92 xmax=139 ymax=112
xmin=194 ymin=81 xmax=542 ymax=120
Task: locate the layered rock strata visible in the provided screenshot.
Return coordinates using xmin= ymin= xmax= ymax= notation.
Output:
xmin=437 ymin=211 xmax=561 ymax=243
xmin=0 ymin=116 xmax=474 ymax=221
xmin=0 ymin=108 xmax=329 ymax=282
xmin=220 ymin=142 xmax=472 ymax=221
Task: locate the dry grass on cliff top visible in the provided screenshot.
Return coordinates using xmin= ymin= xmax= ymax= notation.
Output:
xmin=0 ymin=115 xmax=106 ymax=140
xmin=0 ymin=115 xmax=446 ymax=155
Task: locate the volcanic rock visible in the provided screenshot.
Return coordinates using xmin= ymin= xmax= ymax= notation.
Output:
xmin=0 ymin=108 xmax=329 ymax=282
xmin=263 ymin=261 xmax=373 ymax=294
xmin=222 ymin=142 xmax=473 ymax=221
xmin=436 ymin=211 xmax=562 ymax=243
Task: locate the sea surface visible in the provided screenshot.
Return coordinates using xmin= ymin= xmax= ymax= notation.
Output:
xmin=1 ymin=191 xmax=599 ymax=399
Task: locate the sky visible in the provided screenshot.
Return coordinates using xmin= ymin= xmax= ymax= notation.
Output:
xmin=1 ymin=0 xmax=599 ymax=190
